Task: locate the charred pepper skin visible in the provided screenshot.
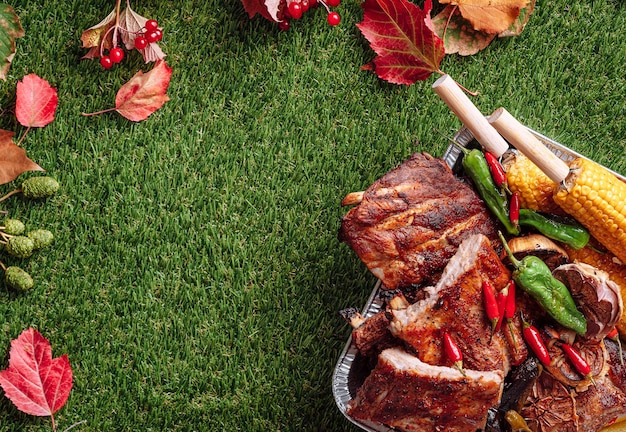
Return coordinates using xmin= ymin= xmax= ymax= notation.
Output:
xmin=518 ymin=208 xmax=590 ymax=250
xmin=499 ymin=232 xmax=587 ymax=335
xmin=458 ymin=146 xmax=520 ymax=236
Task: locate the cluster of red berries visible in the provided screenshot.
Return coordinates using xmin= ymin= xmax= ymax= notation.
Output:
xmin=99 ymin=19 xmax=162 ymax=69
xmin=279 ymin=0 xmax=341 ymax=31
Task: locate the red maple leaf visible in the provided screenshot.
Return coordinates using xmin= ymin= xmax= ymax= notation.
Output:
xmin=0 ymin=328 xmax=73 ymax=423
xmin=83 ymin=60 xmax=173 ymax=122
xmin=357 ymin=0 xmax=445 ymax=85
xmin=15 ymin=74 xmax=58 ymax=128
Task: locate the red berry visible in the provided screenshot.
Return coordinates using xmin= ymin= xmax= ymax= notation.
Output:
xmin=145 ymin=19 xmax=159 ymax=32
xmin=134 ymin=36 xmax=148 ymax=50
xmin=326 ymin=0 xmax=341 ymax=6
xmin=301 ymin=0 xmax=310 ymax=12
xmin=109 ymin=47 xmax=124 ymax=63
xmin=310 ymin=0 xmax=319 ymax=6
xmin=153 ymin=29 xmax=163 ymax=41
xmin=99 ymin=55 xmax=113 ymax=69
xmin=146 ymin=30 xmax=160 ymax=43
xmin=327 ymin=11 xmax=340 ymax=26
xmin=287 ymin=2 xmax=303 ymax=19
xmin=278 ymin=20 xmax=290 ymax=31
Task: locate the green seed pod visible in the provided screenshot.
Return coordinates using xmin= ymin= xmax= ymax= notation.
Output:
xmin=3 ymin=219 xmax=25 ymax=235
xmin=21 ymin=176 xmax=60 ymax=199
xmin=27 ymin=229 xmax=54 ymax=250
xmin=6 ymin=235 xmax=35 ymax=258
xmin=4 ymin=266 xmax=34 ymax=291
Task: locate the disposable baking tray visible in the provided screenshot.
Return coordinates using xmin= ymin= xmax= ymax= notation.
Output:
xmin=332 ymin=126 xmax=626 ymax=432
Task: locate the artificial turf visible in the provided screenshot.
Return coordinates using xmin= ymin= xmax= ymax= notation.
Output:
xmin=0 ymin=0 xmax=624 ymax=431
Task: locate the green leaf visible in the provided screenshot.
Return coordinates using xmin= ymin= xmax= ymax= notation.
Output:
xmin=0 ymin=4 xmax=24 ymax=81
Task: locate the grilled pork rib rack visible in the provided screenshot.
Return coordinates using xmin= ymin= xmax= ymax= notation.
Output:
xmin=339 ymin=152 xmax=500 ymax=290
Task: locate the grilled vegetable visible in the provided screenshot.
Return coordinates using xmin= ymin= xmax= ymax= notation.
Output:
xmin=500 ymin=232 xmax=587 ymax=335
xmin=455 ymin=144 xmax=520 ymax=236
xmin=561 ymin=343 xmax=594 ymax=383
xmin=563 ymin=244 xmax=626 ymax=337
xmin=521 ymin=314 xmax=551 ymax=366
xmin=483 ymin=280 xmax=500 ymax=340
xmin=554 ymin=157 xmax=626 ymax=263
xmin=484 ymin=151 xmax=508 ymax=190
xmin=509 ymin=192 xmax=520 ymax=228
xmin=502 ymin=152 xmax=560 ymax=214
xmin=518 ymin=209 xmax=590 ymax=250
xmin=443 ymin=332 xmax=465 ymax=376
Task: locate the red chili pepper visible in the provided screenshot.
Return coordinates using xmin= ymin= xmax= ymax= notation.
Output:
xmin=509 ymin=192 xmax=520 ymax=227
xmin=482 ymin=280 xmax=500 ymax=341
xmin=504 ymin=280 xmax=516 ymax=319
xmin=484 ymin=151 xmax=507 ymax=188
xmin=561 ymin=343 xmax=594 ymax=383
xmin=504 ymin=280 xmax=517 ymax=351
xmin=606 ymin=327 xmax=624 ymax=366
xmin=521 ymin=313 xmax=551 ymax=366
xmin=494 ymin=286 xmax=508 ymax=332
xmin=443 ymin=332 xmax=466 ymax=376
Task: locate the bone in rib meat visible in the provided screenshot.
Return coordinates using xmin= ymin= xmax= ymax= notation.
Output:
xmin=389 ymin=233 xmax=516 ymax=372
xmin=347 ymin=347 xmax=504 ymax=432
xmin=339 ymin=152 xmax=500 ymax=289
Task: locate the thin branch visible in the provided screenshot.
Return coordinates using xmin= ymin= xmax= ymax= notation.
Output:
xmin=0 ymin=188 xmax=22 ymax=203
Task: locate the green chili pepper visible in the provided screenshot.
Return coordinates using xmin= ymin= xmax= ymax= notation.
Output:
xmin=455 ymin=145 xmax=520 ymax=236
xmin=499 ymin=232 xmax=587 ymax=335
xmin=519 ymin=209 xmax=590 ymax=250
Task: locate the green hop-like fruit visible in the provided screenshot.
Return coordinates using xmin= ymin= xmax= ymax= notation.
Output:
xmin=21 ymin=176 xmax=60 ymax=199
xmin=5 ymin=236 xmax=35 ymax=258
xmin=3 ymin=219 xmax=25 ymax=235
xmin=4 ymin=266 xmax=34 ymax=291
xmin=27 ymin=229 xmax=54 ymax=250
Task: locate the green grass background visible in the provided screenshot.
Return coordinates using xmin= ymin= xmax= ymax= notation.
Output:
xmin=0 ymin=0 xmax=624 ymax=430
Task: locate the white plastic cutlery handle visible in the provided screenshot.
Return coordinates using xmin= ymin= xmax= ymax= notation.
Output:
xmin=488 ymin=107 xmax=570 ymax=184
xmin=432 ymin=74 xmax=510 ymax=158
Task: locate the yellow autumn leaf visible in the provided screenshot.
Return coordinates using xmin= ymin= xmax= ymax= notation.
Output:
xmin=438 ymin=0 xmax=530 ymax=34
xmin=80 ymin=9 xmax=116 ymax=49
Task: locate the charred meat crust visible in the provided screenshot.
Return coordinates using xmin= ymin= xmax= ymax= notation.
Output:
xmin=339 ymin=152 xmax=500 ymax=289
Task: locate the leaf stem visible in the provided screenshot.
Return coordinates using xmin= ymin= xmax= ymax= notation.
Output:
xmin=0 ymin=188 xmax=22 ymax=203
xmin=81 ymin=108 xmax=117 ymax=117
xmin=16 ymin=126 xmax=31 ymax=147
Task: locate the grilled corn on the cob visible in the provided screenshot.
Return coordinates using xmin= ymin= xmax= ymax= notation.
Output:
xmin=503 ymin=152 xmax=561 ymax=214
xmin=553 ymin=158 xmax=626 ymax=265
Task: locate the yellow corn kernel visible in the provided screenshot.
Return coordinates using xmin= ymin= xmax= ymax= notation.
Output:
xmin=503 ymin=152 xmax=561 ymax=214
xmin=554 ymin=158 xmax=626 ymax=265
xmin=564 ymin=244 xmax=626 ymax=338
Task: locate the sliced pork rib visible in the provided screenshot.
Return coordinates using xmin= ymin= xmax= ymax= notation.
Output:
xmin=347 ymin=347 xmax=504 ymax=432
xmin=388 ymin=234 xmax=516 ymax=372
xmin=339 ymin=152 xmax=500 ymax=289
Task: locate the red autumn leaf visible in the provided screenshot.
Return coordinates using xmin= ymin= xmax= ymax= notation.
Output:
xmin=357 ymin=0 xmax=445 ymax=85
xmin=0 ymin=328 xmax=73 ymax=418
xmin=15 ymin=74 xmax=58 ymax=128
xmin=116 ymin=60 xmax=172 ymax=121
xmin=0 ymin=129 xmax=44 ymax=185
xmin=241 ymin=0 xmax=282 ymax=22
xmin=82 ymin=60 xmax=172 ymax=121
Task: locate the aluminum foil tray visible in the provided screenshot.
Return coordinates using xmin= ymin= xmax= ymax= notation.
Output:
xmin=332 ymin=126 xmax=625 ymax=432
